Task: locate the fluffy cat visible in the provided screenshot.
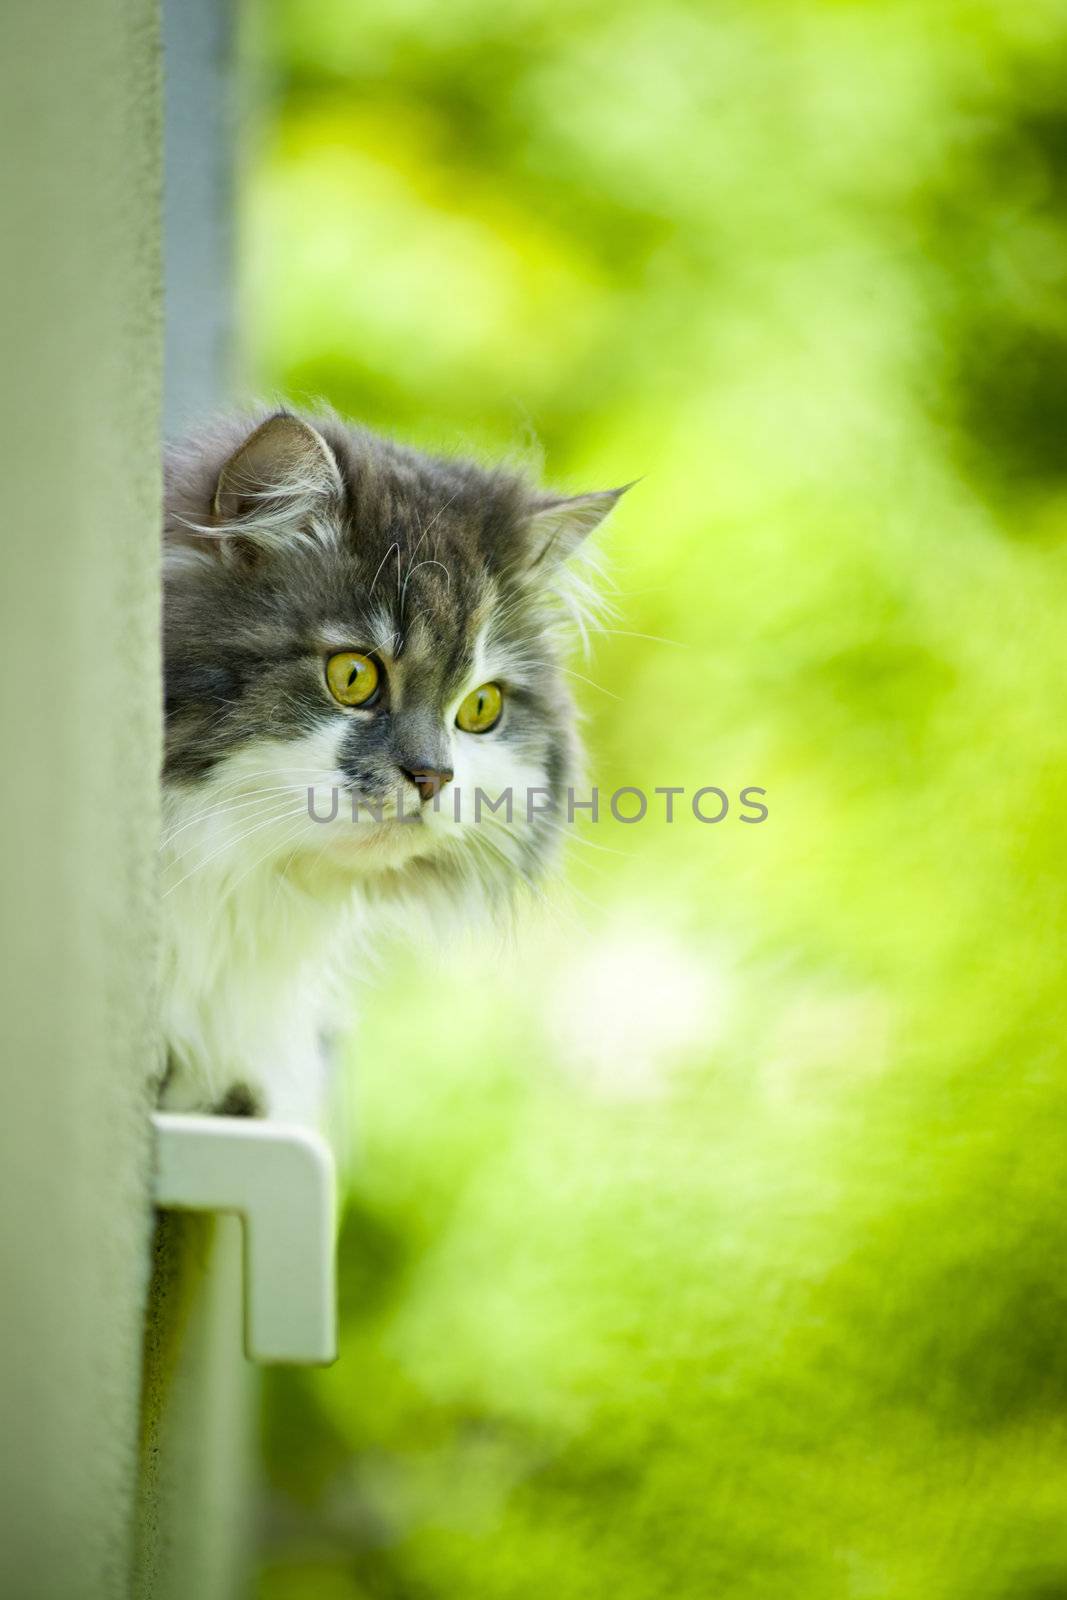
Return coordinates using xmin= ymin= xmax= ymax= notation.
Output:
xmin=160 ymin=410 xmax=625 ymax=1120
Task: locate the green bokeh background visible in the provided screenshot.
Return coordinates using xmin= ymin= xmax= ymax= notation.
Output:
xmin=240 ymin=3 xmax=1067 ymax=1594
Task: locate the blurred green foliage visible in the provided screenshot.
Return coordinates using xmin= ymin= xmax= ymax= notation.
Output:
xmin=241 ymin=1 xmax=1067 ymax=1594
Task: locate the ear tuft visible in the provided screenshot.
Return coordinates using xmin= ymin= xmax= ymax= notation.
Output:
xmin=526 ymin=482 xmax=634 ymax=571
xmin=213 ymin=412 xmax=343 ymax=525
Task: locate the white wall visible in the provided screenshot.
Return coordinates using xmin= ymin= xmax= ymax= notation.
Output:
xmin=0 ymin=2 xmax=163 ymax=1595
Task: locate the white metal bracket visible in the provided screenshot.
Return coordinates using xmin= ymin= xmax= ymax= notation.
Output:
xmin=151 ymin=1112 xmax=338 ymax=1365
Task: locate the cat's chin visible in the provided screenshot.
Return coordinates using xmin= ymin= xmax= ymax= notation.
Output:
xmin=299 ymin=816 xmax=441 ymax=878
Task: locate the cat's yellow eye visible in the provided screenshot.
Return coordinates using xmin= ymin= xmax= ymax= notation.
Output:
xmin=456 ymin=682 xmax=503 ymax=734
xmin=326 ymin=651 xmax=380 ymax=707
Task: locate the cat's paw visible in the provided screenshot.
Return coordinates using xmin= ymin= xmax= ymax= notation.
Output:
xmin=159 ymin=1052 xmax=266 ymax=1117
xmin=213 ymin=1082 xmax=265 ymax=1118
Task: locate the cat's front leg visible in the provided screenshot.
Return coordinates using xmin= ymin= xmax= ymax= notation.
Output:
xmin=159 ymin=1038 xmax=275 ymax=1119
xmin=160 ymin=1050 xmax=326 ymax=1124
xmin=158 ymin=1047 xmax=225 ymax=1115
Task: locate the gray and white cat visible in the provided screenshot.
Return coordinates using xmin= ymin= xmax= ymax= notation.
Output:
xmin=160 ymin=410 xmax=625 ymax=1120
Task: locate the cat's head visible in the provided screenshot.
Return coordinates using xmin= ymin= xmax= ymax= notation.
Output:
xmin=163 ymin=410 xmax=625 ymax=904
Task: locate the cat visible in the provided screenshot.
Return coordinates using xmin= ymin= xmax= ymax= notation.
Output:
xmin=159 ymin=409 xmax=626 ymax=1121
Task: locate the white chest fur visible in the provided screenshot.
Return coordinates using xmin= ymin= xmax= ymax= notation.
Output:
xmin=159 ymin=847 xmax=356 ymax=1122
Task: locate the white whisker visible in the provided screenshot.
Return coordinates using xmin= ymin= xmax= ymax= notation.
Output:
xmin=162 ymin=803 xmax=306 ymax=898
xmin=369 ymin=541 xmax=400 ymax=597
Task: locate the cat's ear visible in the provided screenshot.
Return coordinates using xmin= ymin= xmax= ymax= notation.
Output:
xmin=212 ymin=413 xmax=344 ymax=556
xmin=524 ymin=484 xmax=632 ymax=571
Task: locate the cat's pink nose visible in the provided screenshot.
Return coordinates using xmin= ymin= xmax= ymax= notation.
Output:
xmin=402 ymin=767 xmax=453 ymax=805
